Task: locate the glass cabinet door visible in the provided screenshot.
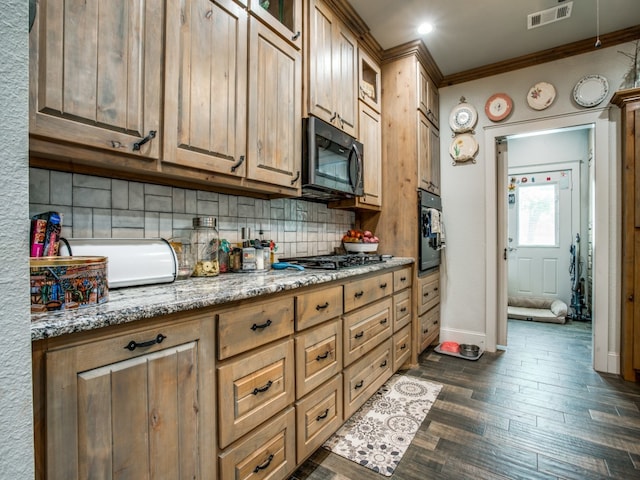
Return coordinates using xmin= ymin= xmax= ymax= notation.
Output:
xmin=249 ymin=0 xmax=302 ymax=48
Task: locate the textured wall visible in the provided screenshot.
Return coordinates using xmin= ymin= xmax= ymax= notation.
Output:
xmin=0 ymin=0 xmax=35 ymax=478
xmin=29 ymin=169 xmax=356 ymax=259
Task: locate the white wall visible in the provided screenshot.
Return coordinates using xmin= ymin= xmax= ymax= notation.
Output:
xmin=439 ymin=42 xmax=633 ymax=373
xmin=0 ymin=0 xmax=35 ymax=478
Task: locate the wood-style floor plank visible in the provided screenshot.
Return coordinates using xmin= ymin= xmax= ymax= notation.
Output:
xmin=290 ymin=319 xmax=640 ymax=479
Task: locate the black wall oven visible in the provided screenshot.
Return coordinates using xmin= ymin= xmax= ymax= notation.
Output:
xmin=419 ymin=189 xmax=443 ymax=272
xmin=301 ymin=116 xmax=363 ymax=201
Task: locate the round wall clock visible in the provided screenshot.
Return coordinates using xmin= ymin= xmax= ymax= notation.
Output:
xmin=485 ymin=93 xmax=513 ymax=122
xmin=449 ymin=102 xmax=478 ymax=133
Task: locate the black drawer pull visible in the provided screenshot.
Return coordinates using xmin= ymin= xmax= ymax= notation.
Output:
xmin=316 ymin=408 xmax=329 ymax=421
xmin=434 ymin=287 xmax=439 ymax=291
xmin=354 ymin=291 xmax=364 ymax=298
xmin=253 ymin=454 xmax=274 ymax=473
xmin=400 ymin=307 xmax=407 ymax=313
xmin=124 ymin=333 xmax=166 ymax=351
xmin=316 ymin=302 xmax=329 ymax=311
xmin=354 ymin=331 xmax=364 ymax=339
xmin=291 ymin=31 xmax=301 ymax=41
xmin=252 ymin=380 xmax=273 ymax=395
xmin=355 ymin=380 xmax=364 ymax=389
xmin=380 ymin=360 xmax=387 ymax=368
xmin=424 ymin=292 xmax=429 ymax=297
xmin=423 ymin=328 xmax=429 ymax=334
xmin=380 ymin=318 xmax=388 ymax=325
xmin=400 ymin=343 xmax=407 ymax=350
xmin=379 ymin=283 xmax=387 ymax=289
xmin=316 ymin=351 xmax=330 ymax=361
xmin=400 ymin=276 xmax=407 ymax=282
xmin=132 ymin=130 xmax=156 ymax=151
xmin=434 ymin=320 xmax=439 ymax=325
xmin=251 ymin=319 xmax=272 ymax=331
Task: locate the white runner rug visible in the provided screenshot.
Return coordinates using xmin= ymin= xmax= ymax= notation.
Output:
xmin=323 ymin=374 xmax=442 ymax=476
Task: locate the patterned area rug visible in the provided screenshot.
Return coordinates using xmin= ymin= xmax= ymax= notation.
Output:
xmin=323 ymin=374 xmax=442 ymax=476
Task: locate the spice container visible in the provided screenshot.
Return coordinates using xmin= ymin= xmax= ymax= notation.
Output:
xmin=190 ymin=217 xmax=219 ymax=277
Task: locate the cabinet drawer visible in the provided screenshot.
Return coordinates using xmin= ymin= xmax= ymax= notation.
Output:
xmin=295 ymin=319 xmax=342 ymax=398
xmin=219 ymin=406 xmax=296 ymax=480
xmin=393 ymin=289 xmax=411 ymax=332
xmin=393 ymin=324 xmax=411 ymax=371
xmin=296 ymin=285 xmax=343 ymax=331
xmin=343 ymin=338 xmax=393 ymax=418
xmin=295 ymin=375 xmax=343 ymax=463
xmin=418 ymin=272 xmax=440 ymax=316
xmin=343 ymin=297 xmax=392 ymax=367
xmin=393 ymin=267 xmax=412 ymax=292
xmin=344 ymin=272 xmax=393 ymax=312
xmin=217 ymin=296 xmax=294 ymax=360
xmin=217 ymin=339 xmax=294 ymax=448
xmin=419 ymin=305 xmax=440 ymax=352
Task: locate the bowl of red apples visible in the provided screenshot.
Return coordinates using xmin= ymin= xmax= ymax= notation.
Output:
xmin=342 ymin=229 xmax=379 ymax=253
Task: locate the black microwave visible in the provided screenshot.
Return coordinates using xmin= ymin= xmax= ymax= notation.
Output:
xmin=301 ymin=116 xmax=363 ymax=201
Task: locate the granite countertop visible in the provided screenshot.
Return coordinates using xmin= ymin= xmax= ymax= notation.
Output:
xmin=31 ymin=257 xmax=414 ymax=341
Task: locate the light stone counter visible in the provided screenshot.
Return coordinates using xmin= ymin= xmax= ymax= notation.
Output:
xmin=31 ymin=257 xmax=414 ymax=341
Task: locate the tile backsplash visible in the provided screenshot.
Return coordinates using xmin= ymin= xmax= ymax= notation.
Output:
xmin=29 ymin=168 xmax=355 ymax=258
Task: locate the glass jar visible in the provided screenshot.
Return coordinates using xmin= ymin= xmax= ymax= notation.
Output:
xmin=190 ymin=217 xmax=219 ymax=277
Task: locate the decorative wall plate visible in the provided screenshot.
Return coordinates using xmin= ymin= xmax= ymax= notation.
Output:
xmin=450 ymin=134 xmax=478 ymax=164
xmin=573 ymin=74 xmax=609 ymax=107
xmin=449 ymin=102 xmax=478 ymax=133
xmin=527 ymin=82 xmax=556 ymax=110
xmin=485 ymin=93 xmax=513 ymax=122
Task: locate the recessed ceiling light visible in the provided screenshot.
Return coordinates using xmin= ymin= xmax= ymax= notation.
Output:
xmin=418 ymin=23 xmax=433 ymax=35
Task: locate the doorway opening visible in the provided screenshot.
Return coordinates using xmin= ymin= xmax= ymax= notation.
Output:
xmin=503 ymin=126 xmax=593 ymax=329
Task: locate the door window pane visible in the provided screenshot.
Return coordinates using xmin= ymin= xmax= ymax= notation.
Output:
xmin=518 ymin=183 xmax=558 ymax=246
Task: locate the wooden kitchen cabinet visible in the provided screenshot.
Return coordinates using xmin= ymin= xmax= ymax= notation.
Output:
xmin=29 ymin=0 xmax=164 ymax=163
xmin=418 ymin=63 xmax=440 ymax=128
xmin=163 ymin=0 xmax=248 ymax=179
xmin=246 ymin=17 xmax=303 ymax=190
xmin=306 ymin=0 xmax=358 ymax=137
xmin=417 ymin=269 xmax=441 ymax=352
xmin=36 ymin=312 xmax=216 ymax=480
xmin=611 ymin=88 xmax=640 ymax=382
xmin=418 ymin=112 xmax=441 ymax=195
xmin=358 ymin=48 xmax=381 ymax=112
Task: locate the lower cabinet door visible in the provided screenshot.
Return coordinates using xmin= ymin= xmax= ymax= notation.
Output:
xmin=343 ymin=338 xmax=393 ymax=418
xmin=393 ymin=324 xmax=411 ymax=371
xmin=295 ymin=374 xmax=343 ymax=463
xmin=420 ymin=305 xmax=440 ymax=352
xmin=219 ymin=407 xmax=296 ymax=480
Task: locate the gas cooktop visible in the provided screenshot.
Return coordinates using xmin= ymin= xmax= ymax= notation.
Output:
xmin=280 ymin=254 xmax=385 ymax=270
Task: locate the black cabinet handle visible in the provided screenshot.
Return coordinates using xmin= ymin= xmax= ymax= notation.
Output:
xmin=379 ymin=283 xmax=387 ymax=289
xmin=424 ymin=292 xmax=430 ymax=297
xmin=316 ymin=408 xmax=329 ymax=421
xmin=316 ymin=351 xmax=330 ymax=361
xmin=291 ymin=31 xmax=301 ymax=41
xmin=380 ymin=318 xmax=388 ymax=325
xmin=423 ymin=328 xmax=429 ymax=334
xmin=316 ymin=302 xmax=329 ymax=311
xmin=400 ymin=307 xmax=407 ymax=313
xmin=133 ymin=130 xmax=156 ymax=151
xmin=354 ymin=331 xmax=364 ymax=339
xmin=253 ymin=454 xmax=274 ymax=473
xmin=354 ymin=291 xmax=364 ymax=298
xmin=291 ymin=170 xmax=300 ymax=185
xmin=400 ymin=343 xmax=407 ymax=350
xmin=355 ymin=380 xmax=364 ymax=389
xmin=380 ymin=360 xmax=387 ymax=368
xmin=400 ymin=276 xmax=407 ymax=282
xmin=231 ymin=155 xmax=245 ymax=173
xmin=124 ymin=333 xmax=166 ymax=351
xmin=252 ymin=380 xmax=273 ymax=395
xmin=251 ymin=319 xmax=272 ymax=331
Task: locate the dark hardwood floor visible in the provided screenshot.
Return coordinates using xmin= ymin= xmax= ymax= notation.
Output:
xmin=290 ymin=319 xmax=640 ymax=479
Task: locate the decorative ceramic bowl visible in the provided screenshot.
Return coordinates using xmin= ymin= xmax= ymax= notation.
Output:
xmin=343 ymin=242 xmax=378 ymax=253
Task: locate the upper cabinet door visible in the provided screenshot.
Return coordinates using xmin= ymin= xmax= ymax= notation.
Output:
xmin=307 ymin=0 xmax=357 ymax=137
xmin=248 ymin=0 xmax=303 ymax=49
xmin=417 ymin=63 xmax=439 ymax=129
xmin=358 ymin=48 xmax=381 ymax=113
xmin=163 ymin=0 xmax=248 ymax=177
xmin=29 ymin=0 xmax=164 ymax=158
xmin=246 ymin=17 xmax=302 ymax=191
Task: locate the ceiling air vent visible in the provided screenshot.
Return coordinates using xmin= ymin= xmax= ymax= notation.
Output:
xmin=527 ymin=1 xmax=573 ymax=29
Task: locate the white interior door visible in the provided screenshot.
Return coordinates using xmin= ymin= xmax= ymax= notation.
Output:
xmin=507 ymin=168 xmax=578 ymax=306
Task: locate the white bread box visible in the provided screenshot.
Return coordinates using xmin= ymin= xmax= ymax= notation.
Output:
xmin=59 ymin=238 xmax=177 ymax=288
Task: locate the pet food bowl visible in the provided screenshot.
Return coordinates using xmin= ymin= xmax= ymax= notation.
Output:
xmin=459 ymin=344 xmax=480 ymax=357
